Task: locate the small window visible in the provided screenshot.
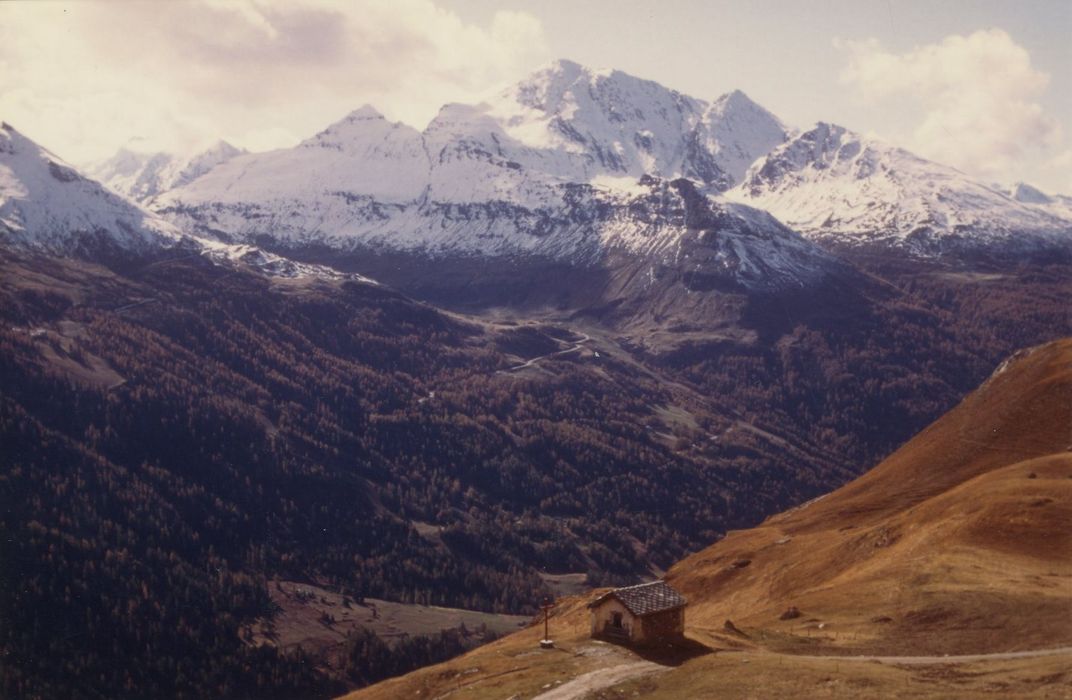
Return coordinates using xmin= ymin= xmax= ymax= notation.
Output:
xmin=612 ymin=612 xmax=623 ymax=628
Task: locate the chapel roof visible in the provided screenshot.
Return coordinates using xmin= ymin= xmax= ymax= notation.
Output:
xmin=588 ymin=580 xmax=687 ymax=617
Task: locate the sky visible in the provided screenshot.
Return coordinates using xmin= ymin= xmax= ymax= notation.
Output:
xmin=1 ymin=0 xmax=1069 ymax=191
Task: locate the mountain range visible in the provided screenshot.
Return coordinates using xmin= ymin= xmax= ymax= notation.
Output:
xmin=150 ymin=62 xmax=796 ymax=274
xmin=123 ymin=59 xmax=1071 ymax=271
xmin=0 ymin=122 xmax=366 ymax=281
xmin=87 ymin=139 xmax=245 ymax=203
xmin=2 ymin=58 xmax=1071 ymax=699
xmin=5 ymin=59 xmax=1070 ymax=308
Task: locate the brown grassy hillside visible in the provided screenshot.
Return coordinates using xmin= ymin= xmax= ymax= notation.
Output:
xmin=667 ymin=339 xmax=1072 ymax=656
xmin=345 ymin=339 xmax=1072 ymax=699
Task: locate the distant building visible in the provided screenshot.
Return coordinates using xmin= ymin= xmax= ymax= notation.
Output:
xmin=587 ymin=580 xmax=687 ymax=645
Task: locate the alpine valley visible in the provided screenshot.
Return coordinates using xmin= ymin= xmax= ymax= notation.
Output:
xmin=1 ymin=60 xmax=1070 ymax=699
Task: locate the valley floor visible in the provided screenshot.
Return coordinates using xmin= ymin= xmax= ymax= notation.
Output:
xmin=248 ymin=580 xmax=529 ymax=676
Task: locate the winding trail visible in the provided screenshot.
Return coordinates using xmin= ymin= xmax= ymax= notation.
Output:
xmin=113 ymin=298 xmax=157 ymax=314
xmin=501 ymin=333 xmax=591 ymax=373
xmin=529 ymin=647 xmax=1072 ymax=700
xmin=530 ymin=660 xmax=668 ymax=700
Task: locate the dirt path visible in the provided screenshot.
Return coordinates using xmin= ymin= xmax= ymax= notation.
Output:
xmin=529 ymin=647 xmax=1072 ymax=700
xmin=530 ymin=661 xmax=668 ymax=700
xmin=502 ymin=333 xmax=591 ymax=372
xmin=812 ymin=646 xmax=1072 ymax=665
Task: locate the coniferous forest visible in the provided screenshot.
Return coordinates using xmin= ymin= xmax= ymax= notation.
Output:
xmin=2 ymin=249 xmax=1069 ymax=698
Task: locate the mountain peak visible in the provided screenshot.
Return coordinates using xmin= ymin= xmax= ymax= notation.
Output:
xmin=0 ymin=125 xmax=181 ymax=254
xmin=87 ymin=138 xmax=247 ymax=203
xmin=732 ymin=121 xmax=1072 ymax=254
xmin=300 ymin=104 xmax=417 ymax=152
xmin=544 ymin=57 xmax=586 ymax=75
xmin=1010 ymin=181 xmax=1054 ymax=205
xmin=345 ymin=104 xmax=386 ymax=121
xmin=2 ymin=121 xmax=30 ymax=145
xmin=314 ymin=104 xmax=390 ymax=137
xmin=511 ymin=59 xmax=595 ymax=112
xmin=1 ymin=121 xmax=20 ymax=151
xmin=429 ymin=101 xmax=483 ymax=121
xmin=0 ymin=122 xmax=66 ymax=165
xmin=712 ymin=88 xmax=753 ymax=107
xmin=808 ymin=121 xmax=850 ymax=139
xmin=697 ymin=90 xmax=788 ymax=184
xmin=529 ymin=58 xmax=594 ymax=83
xmin=202 ymin=139 xmax=243 ymax=156
xmin=709 ymin=89 xmax=781 ymax=123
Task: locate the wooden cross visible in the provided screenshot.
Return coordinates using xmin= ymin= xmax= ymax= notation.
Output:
xmin=540 ymin=597 xmax=555 ymax=648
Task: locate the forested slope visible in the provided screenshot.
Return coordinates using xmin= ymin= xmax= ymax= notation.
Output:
xmin=2 ymin=250 xmax=1069 ymax=698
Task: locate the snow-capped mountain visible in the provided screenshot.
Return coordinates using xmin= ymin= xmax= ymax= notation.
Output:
xmin=0 ymin=122 xmax=183 ymax=255
xmin=729 ymin=123 xmax=1072 ymax=255
xmin=1008 ymin=182 xmax=1072 ymax=221
xmin=151 ymin=60 xmax=1070 ymax=275
xmin=175 ymin=106 xmax=430 ymax=207
xmin=478 ymin=59 xmax=786 ymax=188
xmin=88 ymin=140 xmax=245 ymax=203
xmin=155 ymin=61 xmax=806 ymax=288
xmin=0 ymin=122 xmax=373 ymax=284
xmin=163 ymin=167 xmax=832 ymax=293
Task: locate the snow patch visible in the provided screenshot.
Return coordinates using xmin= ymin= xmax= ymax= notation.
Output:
xmin=589 ymin=174 xmax=649 ymax=196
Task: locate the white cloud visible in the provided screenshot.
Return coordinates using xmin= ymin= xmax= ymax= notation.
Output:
xmin=0 ymin=0 xmax=548 ymax=164
xmin=838 ymin=29 xmax=1066 ymax=189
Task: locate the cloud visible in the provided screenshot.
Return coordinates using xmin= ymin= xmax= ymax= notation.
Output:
xmin=0 ymin=0 xmax=548 ymax=164
xmin=837 ymin=29 xmax=1065 ymax=186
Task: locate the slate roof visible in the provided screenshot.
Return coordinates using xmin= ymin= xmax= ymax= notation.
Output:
xmin=588 ymin=580 xmax=687 ymax=617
